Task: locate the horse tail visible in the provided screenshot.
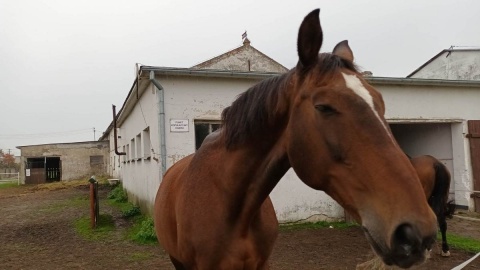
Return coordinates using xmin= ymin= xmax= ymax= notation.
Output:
xmin=445 ymin=200 xmax=456 ymax=219
xmin=429 ymin=161 xmax=452 ymax=218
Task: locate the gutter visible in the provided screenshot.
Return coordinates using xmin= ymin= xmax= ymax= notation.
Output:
xmin=366 ymin=76 xmax=480 ymax=88
xmin=149 ymin=71 xmax=167 ymax=174
xmin=140 ymin=66 xmax=282 ymax=80
xmin=112 ymin=105 xmax=126 ymax=156
xmin=140 ymin=66 xmax=480 ymax=88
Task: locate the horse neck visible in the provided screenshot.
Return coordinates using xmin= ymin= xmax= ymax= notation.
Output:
xmin=217 ymin=73 xmax=295 ymax=224
xmin=220 ymin=129 xmax=291 ymax=225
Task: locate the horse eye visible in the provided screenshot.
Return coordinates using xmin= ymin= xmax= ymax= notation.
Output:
xmin=315 ymin=104 xmax=337 ymax=115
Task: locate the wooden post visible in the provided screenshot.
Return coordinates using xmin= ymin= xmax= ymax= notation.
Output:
xmin=89 ymin=176 xmax=97 ymax=229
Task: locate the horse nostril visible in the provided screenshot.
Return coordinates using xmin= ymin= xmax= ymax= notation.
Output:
xmin=392 ymin=223 xmax=420 ymax=257
xmin=389 ymin=223 xmax=436 ymax=268
xmin=399 ymin=244 xmax=412 ymax=256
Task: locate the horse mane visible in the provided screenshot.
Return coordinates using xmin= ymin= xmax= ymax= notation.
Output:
xmin=221 ymin=53 xmax=358 ymax=149
xmin=221 ymin=73 xmax=290 ymax=149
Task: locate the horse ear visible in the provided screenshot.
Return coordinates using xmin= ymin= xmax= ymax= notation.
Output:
xmin=297 ymin=9 xmax=323 ymax=69
xmin=332 ymin=40 xmax=354 ymax=62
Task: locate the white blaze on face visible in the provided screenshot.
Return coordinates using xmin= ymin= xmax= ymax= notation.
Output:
xmin=341 ymin=72 xmax=391 ymax=135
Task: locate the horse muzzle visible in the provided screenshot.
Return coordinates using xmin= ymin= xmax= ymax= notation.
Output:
xmin=363 ymin=223 xmax=436 ymax=269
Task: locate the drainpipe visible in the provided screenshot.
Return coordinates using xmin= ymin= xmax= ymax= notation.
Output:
xmin=112 ymin=105 xmax=126 ymax=156
xmin=149 ymin=71 xmax=167 ymax=174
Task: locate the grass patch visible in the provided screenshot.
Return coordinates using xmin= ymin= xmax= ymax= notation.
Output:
xmin=107 ymin=200 xmax=141 ymax=218
xmin=128 ymin=251 xmax=154 ymax=262
xmin=74 ymin=214 xmax=115 ymax=240
xmin=127 ymin=216 xmax=158 ymax=244
xmin=443 ymin=233 xmax=480 ymax=253
xmin=106 ymin=184 xmax=141 ymax=218
xmin=107 ymin=185 xmax=128 ymax=203
xmin=280 ymin=220 xmax=357 ymax=231
xmin=0 ymin=182 xmax=19 ymax=189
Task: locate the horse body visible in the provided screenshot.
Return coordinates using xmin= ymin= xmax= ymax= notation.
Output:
xmin=155 ymin=132 xmax=281 ymax=269
xmin=155 ymin=9 xmax=438 ymax=269
xmin=410 ymin=155 xmax=454 ymax=257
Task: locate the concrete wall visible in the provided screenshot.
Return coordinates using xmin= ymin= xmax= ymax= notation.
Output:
xmin=160 ymin=75 xmax=343 ymax=222
xmin=110 ymin=74 xmax=480 ymax=220
xmin=390 ymin=123 xmax=455 ymax=198
xmin=18 ymin=141 xmax=109 ymax=183
xmin=411 ymin=50 xmax=480 ymax=80
xmin=113 ymin=85 xmax=161 ymax=214
xmin=374 ymin=81 xmax=480 ymax=209
xmin=192 ymin=42 xmax=288 ymax=73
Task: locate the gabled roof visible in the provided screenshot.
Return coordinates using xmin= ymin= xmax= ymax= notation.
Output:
xmin=191 ymin=38 xmax=289 ymax=73
xmin=407 ymin=48 xmax=480 ymax=78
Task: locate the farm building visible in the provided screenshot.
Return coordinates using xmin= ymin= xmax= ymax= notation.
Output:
xmin=101 ymin=41 xmax=480 ymax=222
xmin=408 ymin=47 xmax=480 ymax=80
xmin=17 ymin=141 xmax=109 ymax=184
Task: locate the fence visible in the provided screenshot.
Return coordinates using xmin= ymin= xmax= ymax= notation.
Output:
xmin=0 ymin=172 xmax=20 ymax=185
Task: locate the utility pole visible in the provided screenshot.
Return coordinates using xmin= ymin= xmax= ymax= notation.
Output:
xmin=93 ymin=127 xmax=96 ymax=141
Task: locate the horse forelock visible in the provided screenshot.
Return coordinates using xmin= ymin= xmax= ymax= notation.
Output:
xmin=315 ymin=53 xmax=358 ymax=75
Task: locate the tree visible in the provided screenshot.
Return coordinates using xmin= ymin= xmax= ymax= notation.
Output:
xmin=2 ymin=153 xmax=15 ymax=167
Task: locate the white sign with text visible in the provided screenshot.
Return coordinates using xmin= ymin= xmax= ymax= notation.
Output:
xmin=170 ymin=119 xmax=189 ymax=132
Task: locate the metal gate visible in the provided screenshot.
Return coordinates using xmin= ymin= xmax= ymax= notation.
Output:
xmin=467 ymin=120 xmax=480 ymax=213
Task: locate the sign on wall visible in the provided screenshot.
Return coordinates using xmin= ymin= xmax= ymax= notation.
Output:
xmin=26 ymin=169 xmax=31 ymax=177
xmin=170 ymin=119 xmax=189 ymax=132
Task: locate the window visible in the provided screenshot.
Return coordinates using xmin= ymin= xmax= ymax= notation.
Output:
xmin=194 ymin=121 xmax=221 ymax=150
xmin=125 ymin=144 xmax=130 ymax=162
xmin=136 ymin=133 xmax=142 ymax=160
xmin=90 ymin=155 xmax=103 ymax=165
xmin=130 ymin=139 xmax=136 ymax=161
xmin=143 ymin=127 xmax=151 ymax=159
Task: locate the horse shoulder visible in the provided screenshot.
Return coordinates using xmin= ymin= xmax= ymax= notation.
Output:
xmin=154 ymin=154 xmax=194 ymax=259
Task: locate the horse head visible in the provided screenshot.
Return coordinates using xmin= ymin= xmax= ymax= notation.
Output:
xmin=285 ymin=9 xmax=437 ymax=268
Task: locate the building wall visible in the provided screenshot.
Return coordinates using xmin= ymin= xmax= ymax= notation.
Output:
xmin=159 ymin=74 xmax=346 ymax=221
xmin=113 ymin=85 xmax=161 ymax=214
xmin=193 ymin=44 xmax=289 ymax=73
xmin=18 ymin=141 xmax=109 ymax=183
xmin=112 ymin=75 xmax=480 ymax=220
xmin=375 ymin=82 xmax=480 ymax=209
xmin=411 ymin=51 xmax=480 ymax=80
xmin=390 ymin=123 xmax=455 ymax=198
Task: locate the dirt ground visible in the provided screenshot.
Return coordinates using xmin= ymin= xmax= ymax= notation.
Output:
xmin=0 ymin=184 xmax=479 ymax=270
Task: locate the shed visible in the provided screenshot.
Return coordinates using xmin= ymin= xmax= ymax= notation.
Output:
xmin=17 ymin=141 xmax=109 ymax=184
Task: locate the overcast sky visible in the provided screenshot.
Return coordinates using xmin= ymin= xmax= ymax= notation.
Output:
xmin=1 ymin=0 xmax=479 ymax=156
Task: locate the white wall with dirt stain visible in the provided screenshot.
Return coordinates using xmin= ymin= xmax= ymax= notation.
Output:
xmin=372 ymin=79 xmax=480 ymax=210
xmin=158 ymin=74 xmax=345 ymax=222
xmin=106 ymin=70 xmax=480 ymax=220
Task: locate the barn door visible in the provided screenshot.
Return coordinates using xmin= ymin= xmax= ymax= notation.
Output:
xmin=26 ymin=159 xmax=46 ymax=184
xmin=467 ymin=120 xmax=480 ymax=213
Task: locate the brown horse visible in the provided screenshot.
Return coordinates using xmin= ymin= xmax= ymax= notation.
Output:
xmin=410 ymin=155 xmax=455 ymax=257
xmin=154 ymin=9 xmax=437 ymax=269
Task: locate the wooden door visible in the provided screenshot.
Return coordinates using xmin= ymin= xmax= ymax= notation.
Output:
xmin=26 ymin=168 xmax=45 ymax=184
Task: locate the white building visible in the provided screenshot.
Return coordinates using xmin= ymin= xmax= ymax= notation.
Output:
xmin=101 ymin=45 xmax=480 ymax=221
xmin=408 ymin=47 xmax=480 ymax=80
